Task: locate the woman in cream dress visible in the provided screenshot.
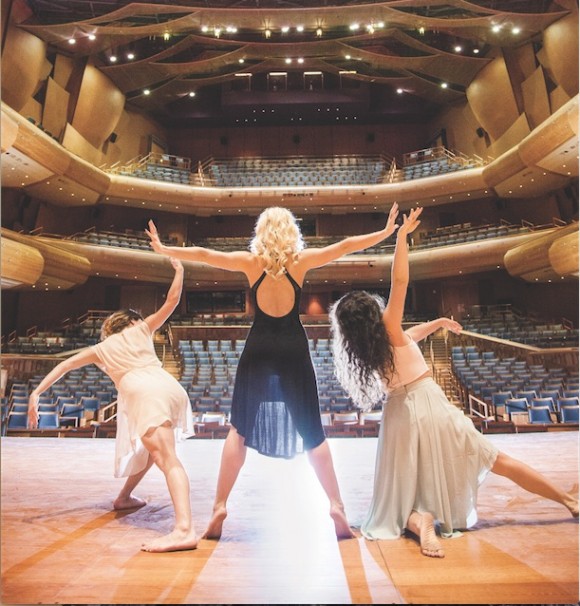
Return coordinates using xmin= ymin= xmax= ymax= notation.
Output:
xmin=28 ymin=258 xmax=196 ymax=552
xmin=330 ymin=207 xmax=578 ymax=558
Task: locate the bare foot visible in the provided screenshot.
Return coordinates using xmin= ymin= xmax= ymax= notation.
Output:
xmin=419 ymin=512 xmax=445 ymax=558
xmin=202 ymin=506 xmax=227 ymax=539
xmin=141 ymin=528 xmax=198 ymax=553
xmin=330 ymin=504 xmax=355 ymax=539
xmin=113 ymin=495 xmax=147 ymax=510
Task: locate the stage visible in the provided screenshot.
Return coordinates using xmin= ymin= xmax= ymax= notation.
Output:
xmin=1 ymin=432 xmax=578 ymax=605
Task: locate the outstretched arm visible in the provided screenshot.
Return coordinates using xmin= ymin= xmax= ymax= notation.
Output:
xmin=405 ymin=317 xmax=462 ymax=343
xmin=297 ymin=203 xmax=399 ymax=272
xmin=28 ymin=347 xmax=99 ymax=428
xmin=146 ymin=221 xmax=253 ymax=274
xmin=144 ymin=257 xmax=185 ymax=333
xmin=383 ymin=207 xmax=423 ymax=345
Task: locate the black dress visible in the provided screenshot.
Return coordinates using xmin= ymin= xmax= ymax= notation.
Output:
xmin=230 ymin=270 xmax=325 ymax=458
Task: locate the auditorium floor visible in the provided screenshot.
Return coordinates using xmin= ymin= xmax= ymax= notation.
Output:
xmin=1 ymin=432 xmax=578 ymax=605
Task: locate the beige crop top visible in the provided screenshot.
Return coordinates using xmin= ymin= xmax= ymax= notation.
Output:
xmin=387 ymin=333 xmax=430 ymax=390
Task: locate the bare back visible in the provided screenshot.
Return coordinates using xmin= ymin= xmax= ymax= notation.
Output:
xmin=245 ymin=254 xmax=310 ymax=318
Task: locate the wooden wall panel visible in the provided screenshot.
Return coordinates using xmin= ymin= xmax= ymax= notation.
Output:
xmin=53 ymin=54 xmax=74 ymax=89
xmin=550 ymin=86 xmax=572 ymax=112
xmin=428 ymin=101 xmax=487 ymax=160
xmin=542 ymin=13 xmax=579 ymax=98
xmin=20 ymin=97 xmax=43 ymax=124
xmin=466 ymin=55 xmax=520 ymax=141
xmin=521 ymin=67 xmax=551 ymax=130
xmin=101 ymin=109 xmax=166 ymax=166
xmin=487 ymin=113 xmax=531 ymax=159
xmin=62 ymin=123 xmax=103 ymax=166
xmin=42 ymin=78 xmax=70 ymax=141
xmin=72 ymin=64 xmax=125 ymax=149
xmin=1 ymin=25 xmax=47 ymax=111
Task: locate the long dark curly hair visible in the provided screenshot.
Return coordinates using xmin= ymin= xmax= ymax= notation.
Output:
xmin=329 ymin=291 xmax=395 ymax=410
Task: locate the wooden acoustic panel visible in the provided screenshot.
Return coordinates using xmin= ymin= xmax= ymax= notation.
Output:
xmin=521 ymin=66 xmax=551 ymax=130
xmin=0 ymin=237 xmax=44 ymax=287
xmin=504 ymin=223 xmax=577 ymax=282
xmin=42 ymin=78 xmax=70 ymax=141
xmin=2 ymin=230 xmax=91 ymax=290
xmin=0 ymin=110 xmax=19 ymax=152
xmin=549 ymin=228 xmax=579 ymax=277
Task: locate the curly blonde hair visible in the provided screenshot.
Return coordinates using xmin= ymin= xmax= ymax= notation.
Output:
xmin=100 ymin=309 xmax=143 ymax=340
xmin=250 ymin=207 xmax=304 ymax=278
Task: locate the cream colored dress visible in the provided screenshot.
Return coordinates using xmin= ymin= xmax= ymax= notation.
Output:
xmin=93 ymin=321 xmax=194 ymax=477
xmin=361 ymin=341 xmax=499 ymax=539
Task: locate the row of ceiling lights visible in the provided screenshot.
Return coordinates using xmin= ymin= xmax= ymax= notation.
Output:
xmin=64 ymin=21 xmax=522 ymax=58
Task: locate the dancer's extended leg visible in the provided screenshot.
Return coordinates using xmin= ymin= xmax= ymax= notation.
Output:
xmin=307 ymin=440 xmax=354 ymax=539
xmin=406 ymin=511 xmax=445 ymax=558
xmin=140 ymin=423 xmax=198 ymax=552
xmin=113 ymin=454 xmax=154 ymax=510
xmin=492 ymin=452 xmax=578 ymax=516
xmin=203 ymin=427 xmax=247 ymax=539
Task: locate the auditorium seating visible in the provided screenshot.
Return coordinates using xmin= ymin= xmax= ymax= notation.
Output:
xmin=399 ymin=146 xmax=485 ymax=182
xmin=416 ymin=220 xmax=561 ymax=249
xmin=208 ymin=155 xmax=387 ymax=187
xmin=451 ymin=343 xmax=579 ymax=426
xmin=459 ymin=305 xmax=579 ymax=348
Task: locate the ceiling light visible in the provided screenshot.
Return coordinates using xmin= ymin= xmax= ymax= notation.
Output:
xmin=68 ymin=38 xmax=76 ymax=45
xmin=88 ymin=34 xmax=96 ymax=41
xmin=316 ymin=28 xmax=322 ymax=37
xmin=440 ymin=82 xmax=448 ymax=88
xmin=143 ymin=89 xmax=150 ymax=95
xmin=265 ymin=29 xmax=271 ymax=38
xmin=189 ymin=91 xmax=196 ymax=97
xmin=201 ymin=25 xmax=209 ymax=33
xmin=285 ymin=58 xmax=292 ymax=64
xmin=349 ymin=23 xmax=360 ymax=31
xmin=418 ymin=27 xmax=425 ymax=35
xmin=296 ymin=25 xmax=304 ymax=32
xmin=297 ymin=57 xmax=304 ymax=64
xmin=238 ymin=58 xmax=245 ymax=64
xmin=492 ymin=24 xmax=502 ymax=33
xmin=454 ymin=45 xmax=462 ymax=52
xmin=512 ymin=26 xmax=521 ymax=35
xmin=281 ymin=26 xmax=290 ymax=33
xmin=396 ymin=88 xmax=404 ymax=94
xmin=163 ymin=32 xmax=171 ymax=41
xmin=127 ymin=52 xmax=135 ymax=60
xmin=345 ymin=54 xmax=351 ymax=60
xmin=473 ymin=48 xmax=480 ymax=54
xmin=109 ymin=55 xmax=117 ymax=62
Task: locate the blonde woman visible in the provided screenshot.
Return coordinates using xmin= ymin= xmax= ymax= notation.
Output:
xmin=146 ymin=204 xmax=399 ymax=539
xmin=28 ymin=258 xmax=197 ymax=553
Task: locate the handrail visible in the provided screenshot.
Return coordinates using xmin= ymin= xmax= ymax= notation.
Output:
xmin=98 ymin=400 xmax=117 ymax=422
xmin=468 ymin=393 xmax=494 ymax=420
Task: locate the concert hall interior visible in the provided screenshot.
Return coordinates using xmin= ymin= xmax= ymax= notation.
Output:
xmin=1 ymin=0 xmax=578 ymax=604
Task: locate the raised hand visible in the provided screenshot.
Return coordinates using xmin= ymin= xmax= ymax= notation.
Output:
xmin=398 ymin=206 xmax=423 ymax=236
xmin=145 ymin=220 xmax=165 ymax=254
xmin=384 ymin=202 xmax=400 ymax=238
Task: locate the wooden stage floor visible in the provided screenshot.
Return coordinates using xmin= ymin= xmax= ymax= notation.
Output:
xmin=1 ymin=432 xmax=578 ymax=605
